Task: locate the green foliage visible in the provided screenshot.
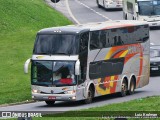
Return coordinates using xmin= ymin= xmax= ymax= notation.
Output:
xmin=33 ymin=96 xmax=160 ymax=120
xmin=0 ymin=0 xmax=71 ymax=104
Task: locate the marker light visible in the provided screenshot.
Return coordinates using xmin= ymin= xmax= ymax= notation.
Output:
xmin=65 ymin=90 xmax=75 ymax=94
xmin=32 ymin=89 xmax=41 ymax=93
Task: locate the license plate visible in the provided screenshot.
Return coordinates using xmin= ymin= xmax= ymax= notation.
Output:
xmin=48 ymin=96 xmax=56 ymax=100
xmin=152 ymin=23 xmax=157 ymax=26
xmin=151 ymin=67 xmax=159 ymax=70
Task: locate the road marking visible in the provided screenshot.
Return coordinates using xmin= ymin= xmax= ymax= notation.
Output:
xmin=65 ymin=0 xmax=80 ymax=24
xmin=75 ymin=0 xmax=112 ymax=21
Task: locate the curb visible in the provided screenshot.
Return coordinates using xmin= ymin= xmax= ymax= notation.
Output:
xmin=0 ymin=100 xmax=35 ymax=107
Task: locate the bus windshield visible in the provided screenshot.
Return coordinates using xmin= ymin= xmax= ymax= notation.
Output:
xmin=31 ymin=61 xmax=76 ymax=86
xmin=138 ymin=1 xmax=160 ymax=16
xmin=33 ymin=34 xmax=79 ymax=55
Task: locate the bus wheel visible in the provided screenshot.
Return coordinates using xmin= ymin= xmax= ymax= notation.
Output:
xmin=45 ymin=101 xmax=55 ymax=106
xmin=97 ymin=0 xmax=101 ymax=8
xmin=128 ymin=78 xmax=135 ymax=95
xmin=84 ymin=87 xmax=94 ymax=104
xmin=120 ymin=79 xmax=128 ymax=97
xmin=103 ymin=0 xmax=106 ymax=9
xmin=125 ymin=14 xmax=127 ymax=20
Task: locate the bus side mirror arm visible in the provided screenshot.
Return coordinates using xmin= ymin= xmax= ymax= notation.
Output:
xmin=135 ymin=4 xmax=139 ymax=13
xmin=24 ymin=58 xmax=31 ymax=74
xmin=75 ymin=60 xmax=80 ymax=75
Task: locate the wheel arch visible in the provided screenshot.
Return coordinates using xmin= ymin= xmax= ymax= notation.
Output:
xmin=129 ymin=74 xmax=136 ymax=89
xmin=84 ymin=81 xmax=95 ymax=98
xmin=121 ymin=75 xmax=129 ymax=89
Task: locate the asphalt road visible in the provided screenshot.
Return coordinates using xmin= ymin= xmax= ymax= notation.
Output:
xmin=0 ymin=0 xmax=160 ymax=112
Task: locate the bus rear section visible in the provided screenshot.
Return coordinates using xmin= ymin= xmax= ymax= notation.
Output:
xmin=87 ymin=21 xmax=150 ymax=98
xmin=123 ymin=0 xmax=160 ymax=27
xmin=97 ymin=0 xmax=123 ymax=9
xmin=24 ymin=21 xmax=150 ymax=105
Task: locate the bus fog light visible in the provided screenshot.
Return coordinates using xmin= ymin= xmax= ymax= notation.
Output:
xmin=32 ymin=96 xmax=35 ymax=99
xmin=72 ymin=96 xmax=76 ymax=100
xmin=32 ymin=89 xmax=41 ymax=93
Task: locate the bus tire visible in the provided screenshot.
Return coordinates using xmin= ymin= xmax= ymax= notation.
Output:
xmin=84 ymin=87 xmax=94 ymax=104
xmin=45 ymin=101 xmax=55 ymax=106
xmin=120 ymin=79 xmax=128 ymax=97
xmin=125 ymin=14 xmax=127 ymax=20
xmin=103 ymin=0 xmax=106 ymax=9
xmin=97 ymin=0 xmax=101 ymax=8
xmin=128 ymin=77 xmax=136 ymax=95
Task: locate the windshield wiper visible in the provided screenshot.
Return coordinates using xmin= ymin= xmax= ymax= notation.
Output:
xmin=55 ymin=84 xmax=75 ymax=87
xmin=54 ymin=52 xmax=70 ymax=56
xmin=36 ymin=52 xmax=48 ymax=55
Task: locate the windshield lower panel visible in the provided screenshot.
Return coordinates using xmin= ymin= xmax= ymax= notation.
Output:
xmin=33 ymin=34 xmax=79 ymax=55
xmin=138 ymin=1 xmax=160 ymax=16
xmin=31 ymin=61 xmax=76 ymax=87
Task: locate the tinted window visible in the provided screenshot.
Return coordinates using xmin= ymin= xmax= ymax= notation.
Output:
xmin=90 ymin=31 xmax=100 ymax=50
xmin=34 ymin=34 xmax=78 ymax=55
xmin=80 ymin=32 xmax=89 ymax=52
xmin=89 ymin=25 xmax=149 ymax=51
xmin=89 ymin=58 xmax=125 ymax=79
xmin=99 ymin=31 xmax=106 ymax=48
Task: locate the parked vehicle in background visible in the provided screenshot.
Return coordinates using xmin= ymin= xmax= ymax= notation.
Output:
xmin=123 ymin=0 xmax=160 ymax=27
xmin=150 ymin=45 xmax=160 ymax=75
xmin=97 ymin=0 xmax=123 ymax=9
xmin=24 ymin=20 xmax=150 ymax=105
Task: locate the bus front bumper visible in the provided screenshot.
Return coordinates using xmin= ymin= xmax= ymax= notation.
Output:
xmin=32 ymin=93 xmax=76 ymax=101
xmin=148 ymin=21 xmax=160 ymax=27
xmin=104 ymin=3 xmax=122 ymax=9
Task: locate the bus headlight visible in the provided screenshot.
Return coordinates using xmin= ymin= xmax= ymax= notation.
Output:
xmin=65 ymin=90 xmax=75 ymax=94
xmin=32 ymin=89 xmax=41 ymax=93
xmin=139 ymin=18 xmax=147 ymax=21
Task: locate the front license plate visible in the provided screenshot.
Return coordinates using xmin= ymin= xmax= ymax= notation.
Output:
xmin=48 ymin=96 xmax=56 ymax=100
xmin=152 ymin=23 xmax=157 ymax=26
xmin=151 ymin=67 xmax=159 ymax=70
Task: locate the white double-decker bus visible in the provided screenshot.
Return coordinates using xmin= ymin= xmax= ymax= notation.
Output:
xmin=123 ymin=0 xmax=160 ymax=27
xmin=24 ymin=20 xmax=150 ymax=105
xmin=97 ymin=0 xmax=123 ymax=9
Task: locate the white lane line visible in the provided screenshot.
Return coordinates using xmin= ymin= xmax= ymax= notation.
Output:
xmin=65 ymin=0 xmax=81 ymax=24
xmin=75 ymin=0 xmax=112 ymax=21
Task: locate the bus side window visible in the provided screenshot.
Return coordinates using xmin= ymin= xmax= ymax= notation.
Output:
xmin=80 ymin=32 xmax=89 ymax=52
xmin=120 ymin=27 xmax=130 ymax=45
xmin=111 ymin=28 xmax=120 ymax=46
xmin=79 ymin=32 xmax=89 ymax=82
xmin=107 ymin=30 xmax=114 ymax=47
xmin=105 ymin=30 xmax=111 ymax=48
xmin=99 ymin=31 xmax=106 ymax=48
xmin=117 ymin=36 xmax=124 ymax=45
xmin=90 ymin=31 xmax=100 ymax=50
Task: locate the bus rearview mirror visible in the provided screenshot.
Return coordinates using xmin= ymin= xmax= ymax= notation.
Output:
xmin=24 ymin=58 xmax=31 ymax=74
xmin=75 ymin=60 xmax=80 ymax=75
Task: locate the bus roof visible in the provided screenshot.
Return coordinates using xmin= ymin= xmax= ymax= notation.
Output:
xmin=137 ymin=0 xmax=152 ymax=1
xmin=38 ymin=20 xmax=148 ymax=34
